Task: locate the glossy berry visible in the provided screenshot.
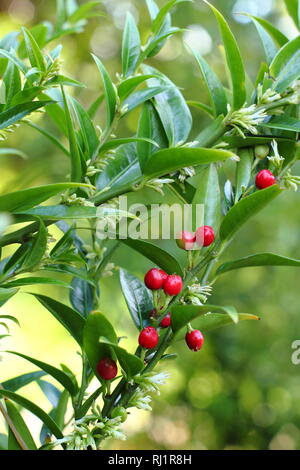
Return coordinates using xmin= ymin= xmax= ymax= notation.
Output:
xmin=144 ymin=268 xmax=166 ymax=290
xmin=97 ymin=357 xmax=118 ymax=380
xmin=160 ymin=313 xmax=171 ymax=328
xmin=158 ymin=269 xmax=168 ymax=284
xmin=196 ymin=225 xmax=215 ymax=247
xmin=163 ymin=274 xmax=183 ymax=296
xmin=255 ymin=144 xmax=269 ymax=160
xmin=185 ymin=330 xmax=204 ymax=351
xmin=176 ymin=231 xmax=196 ymax=250
xmin=139 ymin=326 xmax=159 ymax=349
xmin=255 ymin=169 xmax=276 ymax=189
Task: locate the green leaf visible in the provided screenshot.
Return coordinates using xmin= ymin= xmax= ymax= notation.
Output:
xmin=2 ymin=371 xmax=46 ymax=392
xmin=68 ymin=1 xmax=102 ymax=23
xmin=224 ymin=135 xmax=294 ymax=149
xmin=61 ymin=87 xmax=82 ymax=182
xmin=249 ymin=16 xmax=279 ymax=64
xmin=18 ymin=204 xmax=98 ymax=220
xmin=0 ymin=147 xmax=27 ymax=159
xmin=33 ymin=294 xmax=86 ymax=346
xmin=6 ymin=351 xmax=76 ymax=395
xmin=205 ymin=1 xmax=246 ymax=109
xmin=234 ymin=147 xmax=253 ymax=202
xmin=123 ymin=86 xmax=169 ymax=113
xmin=137 ymin=101 xmax=168 ymax=171
xmin=122 ymin=12 xmax=141 ymax=77
xmin=171 ymin=304 xmax=240 ymax=333
xmin=95 ymin=142 xmax=141 ymax=196
xmin=83 ymin=311 xmax=118 ymax=377
xmin=0 ymin=315 xmax=19 ymax=327
xmin=118 ymin=75 xmax=156 ymax=100
xmin=119 ymin=269 xmax=153 ymax=330
xmin=263 ymin=115 xmax=300 ymax=133
xmin=2 ymin=277 xmax=70 ymax=288
xmin=142 ymin=65 xmax=192 ymax=146
xmin=243 ymin=14 xmax=288 ymax=48
xmin=69 ymin=96 xmax=99 ymax=160
xmin=0 ymin=287 xmax=18 ymax=307
xmin=3 ymin=61 xmax=21 ymax=108
xmin=142 ymin=27 xmax=184 ymax=59
xmin=217 ymin=252 xmax=300 ymax=275
xmin=121 ymin=239 xmax=183 ymax=276
xmin=92 ymin=54 xmax=117 ymax=127
xmin=0 ymin=49 xmax=28 ymax=75
xmin=40 ymin=389 xmax=69 ymax=444
xmin=143 ymin=147 xmax=234 ymax=179
xmin=0 ymin=101 xmax=52 ymax=131
xmin=192 ymin=164 xmax=221 ymax=229
xmin=70 ymin=278 xmax=94 ymax=318
xmin=270 ymin=35 xmax=300 ymax=92
xmin=220 ymin=185 xmax=282 ymax=241
xmin=22 ymin=219 xmax=47 ymax=271
xmin=22 ymin=27 xmax=46 ymax=72
xmin=284 ymin=0 xmax=300 ymax=29
xmin=99 ymin=137 xmax=159 ymax=154
xmin=0 ymin=182 xmax=92 ymax=212
xmin=151 ymin=0 xmax=191 ymax=35
xmin=174 ymin=313 xmax=260 ymax=341
xmin=46 ymin=75 xmax=85 ymax=88
xmin=191 ymin=49 xmax=227 ymax=116
xmin=195 ymin=115 xmax=226 ymax=148
xmin=186 ymin=100 xmax=214 ymax=117
xmin=0 ymin=390 xmax=64 ymax=441
xmin=5 ymin=400 xmax=37 ymax=450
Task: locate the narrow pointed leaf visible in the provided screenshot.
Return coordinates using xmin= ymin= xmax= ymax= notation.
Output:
xmin=143 ymin=147 xmax=234 ymax=179
xmin=0 ymin=390 xmax=64 ymax=441
xmin=220 ymin=185 xmax=282 ymax=241
xmin=121 ymin=239 xmax=183 ymax=276
xmin=6 ymin=351 xmax=76 ymax=395
xmin=119 ymin=268 xmax=153 ymax=330
xmin=191 ymin=49 xmax=227 ymax=116
xmin=122 ymin=12 xmax=141 ymax=77
xmin=92 ymin=54 xmax=117 ymax=127
xmin=2 ymin=371 xmax=46 ymax=392
xmin=205 ymin=1 xmax=246 ymax=109
xmin=217 ymin=252 xmax=300 ymax=275
xmin=0 ymin=183 xmax=93 ymax=212
xmin=33 ymin=294 xmax=86 ymax=346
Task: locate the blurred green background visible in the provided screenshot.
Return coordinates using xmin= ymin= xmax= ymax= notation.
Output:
xmin=1 ymin=0 xmax=300 ymax=450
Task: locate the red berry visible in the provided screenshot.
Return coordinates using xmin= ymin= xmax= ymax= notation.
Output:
xmin=160 ymin=313 xmax=171 ymax=328
xmin=96 ymin=357 xmax=118 ymax=380
xmin=144 ymin=268 xmax=165 ymax=290
xmin=176 ymin=231 xmax=196 ymax=250
xmin=255 ymin=169 xmax=276 ymax=189
xmin=163 ymin=274 xmax=183 ymax=296
xmin=196 ymin=225 xmax=215 ymax=247
xmin=158 ymin=269 xmax=168 ymax=284
xmin=139 ymin=326 xmax=159 ymax=349
xmin=185 ymin=330 xmax=204 ymax=351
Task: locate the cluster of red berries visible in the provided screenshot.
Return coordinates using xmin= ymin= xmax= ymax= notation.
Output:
xmin=176 ymin=225 xmax=215 ymax=251
xmin=144 ymin=268 xmax=183 ymax=296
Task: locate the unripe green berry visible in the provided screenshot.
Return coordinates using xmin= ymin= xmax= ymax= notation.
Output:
xmin=255 ymin=145 xmax=269 ymax=160
xmin=111 ymin=406 xmax=128 ymax=422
